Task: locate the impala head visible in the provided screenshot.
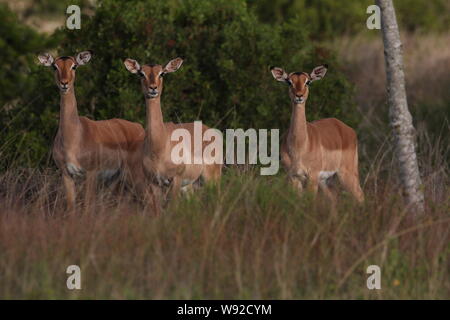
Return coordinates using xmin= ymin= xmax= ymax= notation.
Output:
xmin=38 ymin=51 xmax=93 ymax=94
xmin=270 ymin=64 xmax=328 ymax=105
xmin=123 ymin=57 xmax=183 ymax=99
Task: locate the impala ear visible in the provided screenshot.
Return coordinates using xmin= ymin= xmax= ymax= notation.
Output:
xmin=76 ymin=50 xmax=93 ymax=65
xmin=270 ymin=66 xmax=288 ymax=82
xmin=124 ymin=58 xmax=141 ymax=74
xmin=38 ymin=53 xmax=54 ymax=67
xmin=163 ymin=57 xmax=183 ymax=73
xmin=310 ymin=64 xmax=328 ymax=82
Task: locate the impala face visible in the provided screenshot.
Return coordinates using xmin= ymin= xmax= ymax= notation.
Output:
xmin=37 ymin=51 xmax=93 ymax=94
xmin=287 ymin=72 xmax=311 ymax=104
xmin=124 ymin=57 xmax=183 ymax=99
xmin=270 ymin=64 xmax=328 ymax=105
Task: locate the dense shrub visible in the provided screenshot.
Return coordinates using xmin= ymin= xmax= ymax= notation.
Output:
xmin=0 ymin=4 xmax=58 ymax=169
xmin=0 ymin=4 xmax=55 ymax=104
xmin=1 ymin=0 xmax=359 ymax=168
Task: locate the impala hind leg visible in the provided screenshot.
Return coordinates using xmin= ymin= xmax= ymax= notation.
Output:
xmin=286 ymin=173 xmax=302 ymax=194
xmin=337 ymin=171 xmax=364 ymax=203
xmin=288 ymin=175 xmax=303 ymax=194
xmin=201 ymin=164 xmax=222 ymax=194
xmin=181 ymin=183 xmax=195 ymax=194
xmin=168 ymin=176 xmax=182 ymax=201
xmin=307 ymin=175 xmax=320 ymax=198
xmin=62 ymin=174 xmax=76 ymax=213
xmin=318 ymin=178 xmax=337 ymax=208
xmin=145 ymin=184 xmax=162 ymax=216
xmin=202 ymin=164 xmax=222 ymax=183
xmin=84 ymin=171 xmax=97 ymax=212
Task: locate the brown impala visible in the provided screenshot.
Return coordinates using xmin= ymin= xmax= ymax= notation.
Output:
xmin=123 ymin=57 xmax=222 ymax=203
xmin=270 ymin=64 xmax=364 ymax=202
xmin=38 ymin=51 xmax=145 ymax=211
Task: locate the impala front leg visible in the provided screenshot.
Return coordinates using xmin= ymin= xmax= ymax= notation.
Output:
xmin=288 ymin=174 xmax=304 ymax=194
xmin=307 ymin=174 xmax=319 ymax=198
xmin=169 ymin=176 xmax=182 ymax=201
xmin=62 ymin=174 xmax=76 ymax=213
xmin=145 ymin=183 xmax=162 ymax=216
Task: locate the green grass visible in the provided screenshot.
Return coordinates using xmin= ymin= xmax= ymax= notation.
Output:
xmin=0 ymin=165 xmax=448 ymax=299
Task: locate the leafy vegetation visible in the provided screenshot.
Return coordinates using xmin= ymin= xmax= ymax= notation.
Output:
xmin=0 ymin=4 xmax=59 ymax=169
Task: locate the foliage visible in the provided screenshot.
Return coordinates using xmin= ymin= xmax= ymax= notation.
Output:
xmin=0 ymin=4 xmax=59 ymax=169
xmin=0 ymin=4 xmax=52 ymax=104
xmin=1 ymin=0 xmax=359 ymax=169
xmin=10 ymin=0 xmax=94 ymax=19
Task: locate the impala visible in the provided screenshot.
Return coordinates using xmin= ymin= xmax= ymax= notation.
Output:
xmin=270 ymin=64 xmax=364 ymax=202
xmin=38 ymin=51 xmax=145 ymax=211
xmin=124 ymin=57 xmax=222 ymax=200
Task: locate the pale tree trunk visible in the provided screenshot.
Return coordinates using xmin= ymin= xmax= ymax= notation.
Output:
xmin=377 ymin=0 xmax=424 ymax=215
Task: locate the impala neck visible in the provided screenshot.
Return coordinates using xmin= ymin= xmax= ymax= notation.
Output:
xmin=59 ymin=89 xmax=81 ymax=144
xmin=145 ymin=96 xmax=167 ymax=153
xmin=288 ymin=102 xmax=309 ymax=150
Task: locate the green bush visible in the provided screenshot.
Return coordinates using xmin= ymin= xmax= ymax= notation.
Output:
xmin=1 ymin=0 xmax=359 ymax=169
xmin=0 ymin=4 xmax=53 ymax=104
xmin=0 ymin=4 xmax=58 ymax=169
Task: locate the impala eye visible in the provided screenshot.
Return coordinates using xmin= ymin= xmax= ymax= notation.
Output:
xmin=138 ymin=71 xmax=145 ymax=77
xmin=285 ymin=79 xmax=292 ymax=86
xmin=71 ymin=65 xmax=78 ymax=70
xmin=51 ymin=64 xmax=57 ymax=70
xmin=160 ymin=72 xmax=166 ymax=78
xmin=306 ymin=80 xmax=311 ymax=86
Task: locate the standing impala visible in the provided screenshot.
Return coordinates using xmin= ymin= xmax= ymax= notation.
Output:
xmin=270 ymin=64 xmax=364 ymax=202
xmin=123 ymin=57 xmax=222 ymax=199
xmin=38 ymin=51 xmax=145 ymax=211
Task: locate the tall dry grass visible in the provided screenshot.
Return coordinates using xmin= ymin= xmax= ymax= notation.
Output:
xmin=0 ymin=128 xmax=448 ymax=299
xmin=334 ymin=33 xmax=450 ymax=110
xmin=333 ymin=33 xmax=450 ymax=174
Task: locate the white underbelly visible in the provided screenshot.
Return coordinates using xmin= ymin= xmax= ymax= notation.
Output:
xmin=66 ymin=162 xmax=120 ymax=181
xmin=319 ymin=171 xmax=336 ymax=182
xmin=181 ymin=179 xmax=196 ymax=187
xmin=98 ymin=169 xmax=120 ymax=180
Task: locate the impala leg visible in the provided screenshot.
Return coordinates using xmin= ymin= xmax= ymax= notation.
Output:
xmin=108 ymin=169 xmax=125 ymax=199
xmin=337 ymin=171 xmax=364 ymax=203
xmin=181 ymin=183 xmax=195 ymax=196
xmin=62 ymin=174 xmax=76 ymax=213
xmin=145 ymin=184 xmax=162 ymax=216
xmin=201 ymin=164 xmax=222 ymax=194
xmin=307 ymin=175 xmax=320 ymax=198
xmin=133 ymin=173 xmax=162 ymax=216
xmin=84 ymin=171 xmax=96 ymax=212
xmin=169 ymin=176 xmax=182 ymax=201
xmin=202 ymin=164 xmax=222 ymax=184
xmin=318 ymin=179 xmax=337 ymax=206
xmin=288 ymin=175 xmax=304 ymax=194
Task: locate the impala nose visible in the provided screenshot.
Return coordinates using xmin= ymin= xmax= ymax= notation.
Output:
xmin=294 ymin=94 xmax=304 ymax=104
xmin=147 ymin=87 xmax=159 ymax=98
